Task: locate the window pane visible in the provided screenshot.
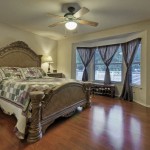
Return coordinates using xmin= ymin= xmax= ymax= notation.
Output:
xmin=109 ymin=64 xmax=122 ymax=82
xmin=132 ymin=43 xmax=141 ymax=85
xmin=95 ymin=65 xmax=106 ymax=80
xmin=76 ymin=63 xmax=84 ymax=80
xmin=132 ymin=63 xmax=141 ymax=85
xmin=95 ymin=49 xmax=104 ymax=64
xmin=76 ymin=50 xmax=82 ymax=63
xmin=111 ymin=46 xmax=122 ymax=63
xmin=94 ymin=47 xmax=122 ymax=82
xmin=133 ymin=43 xmax=141 ymax=63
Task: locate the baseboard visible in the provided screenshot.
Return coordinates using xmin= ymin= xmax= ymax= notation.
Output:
xmin=133 ymin=100 xmax=150 ymax=108
xmin=112 ymin=95 xmax=150 ymax=108
xmin=115 ymin=94 xmax=120 ymax=97
xmin=115 ymin=96 xmax=150 ymax=108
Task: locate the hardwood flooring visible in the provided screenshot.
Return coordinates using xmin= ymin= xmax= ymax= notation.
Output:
xmin=0 ymin=96 xmax=150 ymax=150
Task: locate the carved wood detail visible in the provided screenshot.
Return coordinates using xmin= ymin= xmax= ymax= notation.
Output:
xmin=83 ymin=82 xmax=92 ymax=108
xmin=0 ymin=41 xmax=42 ymax=67
xmin=27 ymin=91 xmax=44 ymax=143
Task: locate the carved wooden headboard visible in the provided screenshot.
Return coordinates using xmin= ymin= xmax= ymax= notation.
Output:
xmin=0 ymin=41 xmax=42 ymax=67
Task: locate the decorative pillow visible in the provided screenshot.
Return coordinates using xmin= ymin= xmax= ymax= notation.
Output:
xmin=21 ymin=67 xmax=45 ymax=78
xmin=37 ymin=67 xmax=46 ymax=77
xmin=0 ymin=67 xmax=24 ymax=79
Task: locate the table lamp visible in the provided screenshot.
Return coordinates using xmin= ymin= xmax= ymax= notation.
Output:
xmin=42 ymin=55 xmax=54 ymax=73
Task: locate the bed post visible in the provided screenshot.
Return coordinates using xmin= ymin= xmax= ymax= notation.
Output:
xmin=27 ymin=91 xmax=44 ymax=143
xmin=83 ymin=82 xmax=92 ymax=108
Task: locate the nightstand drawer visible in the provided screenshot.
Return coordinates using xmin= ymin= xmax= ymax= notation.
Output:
xmin=47 ymin=73 xmax=63 ymax=78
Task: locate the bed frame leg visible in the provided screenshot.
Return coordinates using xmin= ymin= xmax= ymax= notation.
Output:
xmin=27 ymin=91 xmax=44 ymax=143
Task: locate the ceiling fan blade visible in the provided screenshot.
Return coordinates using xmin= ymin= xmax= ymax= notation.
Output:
xmin=77 ymin=19 xmax=98 ymax=27
xmin=47 ymin=13 xmax=64 ymax=19
xmin=73 ymin=7 xmax=89 ymax=18
xmin=48 ymin=21 xmax=66 ymax=27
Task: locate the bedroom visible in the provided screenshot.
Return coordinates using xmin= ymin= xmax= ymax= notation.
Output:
xmin=0 ymin=0 xmax=150 ymax=150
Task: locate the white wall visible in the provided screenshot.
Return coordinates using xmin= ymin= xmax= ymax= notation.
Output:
xmin=57 ymin=20 xmax=150 ymax=107
xmin=0 ymin=22 xmax=57 ymax=73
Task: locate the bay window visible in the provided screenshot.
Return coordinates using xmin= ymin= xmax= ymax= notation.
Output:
xmin=75 ymin=41 xmax=141 ymax=85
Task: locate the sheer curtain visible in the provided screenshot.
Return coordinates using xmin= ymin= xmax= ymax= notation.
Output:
xmin=77 ymin=47 xmax=96 ymax=81
xmin=98 ymin=44 xmax=119 ymax=84
xmin=120 ymin=38 xmax=141 ymax=101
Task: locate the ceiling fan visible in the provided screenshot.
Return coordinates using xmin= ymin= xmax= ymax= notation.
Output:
xmin=48 ymin=7 xmax=99 ymax=30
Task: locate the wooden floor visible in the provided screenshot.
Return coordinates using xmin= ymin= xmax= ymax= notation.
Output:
xmin=0 ymin=96 xmax=150 ymax=150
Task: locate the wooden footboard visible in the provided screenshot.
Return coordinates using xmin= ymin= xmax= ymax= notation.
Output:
xmin=27 ymin=82 xmax=91 ymax=143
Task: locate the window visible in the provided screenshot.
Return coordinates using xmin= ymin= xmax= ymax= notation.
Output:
xmin=131 ymin=43 xmax=141 ymax=86
xmin=94 ymin=46 xmax=123 ymax=82
xmin=109 ymin=46 xmax=122 ymax=82
xmin=94 ymin=49 xmax=106 ymax=81
xmin=76 ymin=50 xmax=84 ymax=80
xmin=75 ymin=42 xmax=140 ymax=84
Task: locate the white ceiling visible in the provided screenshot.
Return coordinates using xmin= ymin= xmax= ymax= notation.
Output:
xmin=0 ymin=0 xmax=150 ymax=40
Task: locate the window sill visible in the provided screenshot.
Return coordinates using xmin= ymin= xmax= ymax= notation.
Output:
xmin=93 ymin=80 xmax=122 ymax=85
xmin=111 ymin=81 xmax=123 ymax=84
xmin=131 ymin=84 xmax=142 ymax=89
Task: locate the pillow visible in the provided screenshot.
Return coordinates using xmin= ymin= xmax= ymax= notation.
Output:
xmin=37 ymin=67 xmax=46 ymax=77
xmin=0 ymin=67 xmax=24 ymax=79
xmin=21 ymin=67 xmax=46 ymax=79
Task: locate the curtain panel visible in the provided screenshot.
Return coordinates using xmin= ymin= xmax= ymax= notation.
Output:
xmin=120 ymin=38 xmax=141 ymax=101
xmin=98 ymin=44 xmax=119 ymax=84
xmin=77 ymin=47 xmax=96 ymax=81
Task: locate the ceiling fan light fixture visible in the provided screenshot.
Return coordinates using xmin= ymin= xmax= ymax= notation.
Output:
xmin=65 ymin=21 xmax=77 ymax=30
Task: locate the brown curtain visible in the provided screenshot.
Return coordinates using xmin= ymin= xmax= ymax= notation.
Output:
xmin=77 ymin=47 xmax=96 ymax=81
xmin=120 ymin=38 xmax=141 ymax=101
xmin=98 ymin=44 xmax=119 ymax=84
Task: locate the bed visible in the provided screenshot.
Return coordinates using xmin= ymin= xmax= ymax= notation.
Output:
xmin=0 ymin=41 xmax=91 ymax=143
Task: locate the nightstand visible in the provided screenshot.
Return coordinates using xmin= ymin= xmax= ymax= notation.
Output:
xmin=47 ymin=73 xmax=63 ymax=78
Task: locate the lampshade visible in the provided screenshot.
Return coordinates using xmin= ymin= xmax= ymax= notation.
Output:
xmin=65 ymin=21 xmax=77 ymax=30
xmin=42 ymin=55 xmax=53 ymax=63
